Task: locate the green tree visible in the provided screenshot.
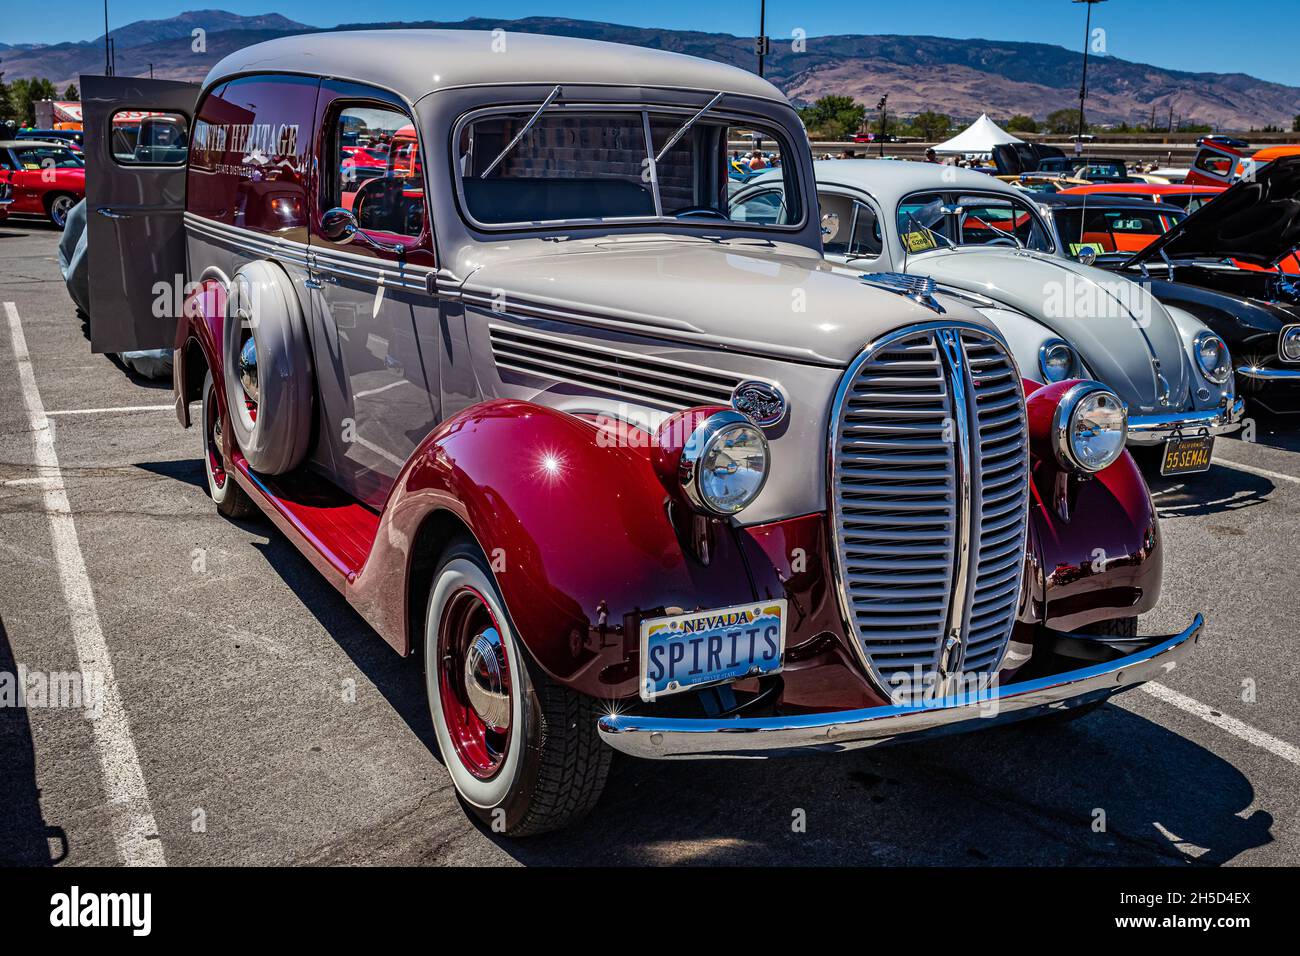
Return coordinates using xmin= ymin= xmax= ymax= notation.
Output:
xmin=911 ymin=110 xmax=952 ymax=141
xmin=797 ymin=95 xmax=866 ymax=141
xmin=1005 ymin=114 xmax=1038 ymax=133
xmin=1293 ymin=114 xmax=1300 ymax=133
xmin=63 ymin=83 xmax=79 ymax=101
xmin=1046 ymin=108 xmax=1083 ymax=135
xmin=9 ymin=77 xmax=57 ymax=127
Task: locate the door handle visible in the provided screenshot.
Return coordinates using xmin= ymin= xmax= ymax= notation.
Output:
xmin=96 ymin=207 xmax=130 ymax=220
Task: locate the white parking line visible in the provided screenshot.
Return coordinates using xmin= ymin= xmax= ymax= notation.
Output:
xmin=1142 ymin=682 xmax=1300 ymax=768
xmin=1215 ymin=456 xmax=1300 ymax=486
xmin=3 ymin=301 xmax=167 ymax=866
xmin=46 ymin=405 xmax=174 ymax=416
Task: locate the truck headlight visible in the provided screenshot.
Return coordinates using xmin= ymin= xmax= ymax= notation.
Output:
xmin=679 ymin=410 xmax=770 ymax=515
xmin=1038 ymin=339 xmax=1076 ymax=383
xmin=1053 ymin=382 xmax=1128 ymax=473
xmin=1194 ymin=331 xmax=1232 ymax=384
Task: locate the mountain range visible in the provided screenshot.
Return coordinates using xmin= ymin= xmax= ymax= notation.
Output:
xmin=2 ymin=11 xmax=1297 ymax=130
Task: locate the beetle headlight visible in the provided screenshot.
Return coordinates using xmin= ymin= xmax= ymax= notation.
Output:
xmin=1194 ymin=331 xmax=1232 ymax=384
xmin=1038 ymin=339 xmax=1076 ymax=384
xmin=1280 ymin=324 xmax=1300 ymax=363
xmin=1053 ymin=382 xmax=1128 ymax=473
xmin=679 ymin=410 xmax=770 ymax=515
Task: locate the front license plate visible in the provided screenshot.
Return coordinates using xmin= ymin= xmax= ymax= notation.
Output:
xmin=1161 ymin=435 xmax=1215 ymax=475
xmin=640 ymin=599 xmax=787 ymax=701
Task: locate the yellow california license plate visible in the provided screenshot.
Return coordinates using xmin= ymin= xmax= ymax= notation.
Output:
xmin=1160 ymin=436 xmax=1214 ymax=475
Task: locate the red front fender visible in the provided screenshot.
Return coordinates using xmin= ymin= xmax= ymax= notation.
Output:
xmin=350 ymin=400 xmax=760 ymax=700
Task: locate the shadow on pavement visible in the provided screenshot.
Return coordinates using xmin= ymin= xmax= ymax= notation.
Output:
xmin=490 ymin=699 xmax=1271 ymax=866
xmin=1144 ymin=459 xmax=1274 ymax=519
xmin=0 ymin=615 xmax=68 ymax=865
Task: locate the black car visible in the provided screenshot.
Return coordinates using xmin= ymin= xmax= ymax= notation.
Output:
xmin=1108 ymin=156 xmax=1300 ymax=416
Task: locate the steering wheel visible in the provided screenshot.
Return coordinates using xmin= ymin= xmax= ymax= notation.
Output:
xmin=673 ymin=206 xmax=729 ymax=221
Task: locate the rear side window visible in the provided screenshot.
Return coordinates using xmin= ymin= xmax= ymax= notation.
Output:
xmin=110 ymin=111 xmax=189 ymax=165
xmin=187 ymin=74 xmax=317 ymax=234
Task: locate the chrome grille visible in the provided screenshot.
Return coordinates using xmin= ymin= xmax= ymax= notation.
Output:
xmin=830 ymin=325 xmax=1029 ymax=693
xmin=490 ymin=324 xmax=744 ymax=410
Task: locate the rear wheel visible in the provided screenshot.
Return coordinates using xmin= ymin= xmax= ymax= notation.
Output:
xmin=425 ymin=540 xmax=612 ymax=836
xmin=201 ymin=371 xmax=257 ymax=519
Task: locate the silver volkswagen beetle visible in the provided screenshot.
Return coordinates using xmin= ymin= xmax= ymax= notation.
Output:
xmin=734 ymin=160 xmax=1245 ymax=475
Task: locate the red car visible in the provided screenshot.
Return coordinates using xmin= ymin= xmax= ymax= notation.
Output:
xmin=0 ymin=139 xmax=86 ymax=227
xmin=1058 ymin=182 xmax=1224 ymax=214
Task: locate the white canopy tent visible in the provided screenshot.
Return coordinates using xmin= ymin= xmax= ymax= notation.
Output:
xmin=932 ymin=114 xmax=1024 ymax=155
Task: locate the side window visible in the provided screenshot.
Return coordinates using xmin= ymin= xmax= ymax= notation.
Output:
xmin=110 ymin=111 xmax=189 ymax=165
xmin=330 ymin=106 xmax=425 ymax=240
xmin=731 ymin=188 xmax=787 ymax=225
xmin=819 ymin=194 xmax=882 ymax=259
xmin=187 ymin=74 xmax=316 ymax=235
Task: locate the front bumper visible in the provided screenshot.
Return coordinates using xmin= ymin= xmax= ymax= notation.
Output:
xmin=1237 ymin=364 xmax=1300 ymax=381
xmin=597 ymin=615 xmax=1202 ymax=759
xmin=1125 ymin=397 xmax=1245 ymax=445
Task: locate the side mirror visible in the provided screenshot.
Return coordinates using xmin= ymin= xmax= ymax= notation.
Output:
xmin=321 ymin=207 xmax=358 ymax=245
xmin=1076 ymin=247 xmax=1098 ymax=266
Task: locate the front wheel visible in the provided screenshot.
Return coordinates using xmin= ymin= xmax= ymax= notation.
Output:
xmin=425 ymin=540 xmax=612 ymax=836
xmin=47 ymin=193 xmax=75 ymax=229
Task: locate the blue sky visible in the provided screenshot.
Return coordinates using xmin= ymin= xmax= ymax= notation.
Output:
xmin=6 ymin=1 xmax=1300 ymax=87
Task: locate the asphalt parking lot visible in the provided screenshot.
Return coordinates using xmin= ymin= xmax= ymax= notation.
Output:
xmin=1 ymin=218 xmax=1298 ymax=867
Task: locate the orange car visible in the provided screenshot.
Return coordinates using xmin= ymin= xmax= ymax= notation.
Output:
xmin=1058 ymin=182 xmax=1225 ymax=213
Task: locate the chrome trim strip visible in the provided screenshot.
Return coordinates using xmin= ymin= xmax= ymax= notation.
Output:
xmin=183 ymin=213 xmax=436 ymax=292
xmin=1238 ymin=364 xmax=1300 ymax=380
xmin=1125 ymin=396 xmax=1245 ymax=444
xmin=597 ymin=615 xmax=1203 ymax=758
xmin=936 ymin=329 xmax=973 ymax=679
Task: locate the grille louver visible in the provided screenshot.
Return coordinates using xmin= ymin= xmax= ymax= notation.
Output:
xmin=489 ymin=324 xmax=744 ymax=410
xmin=830 ymin=326 xmax=1029 ymax=693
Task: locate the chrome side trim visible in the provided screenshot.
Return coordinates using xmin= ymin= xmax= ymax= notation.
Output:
xmin=182 ymin=213 xmax=436 ymax=292
xmin=1126 ymin=396 xmax=1245 ymax=445
xmin=597 ymin=615 xmax=1203 ymax=759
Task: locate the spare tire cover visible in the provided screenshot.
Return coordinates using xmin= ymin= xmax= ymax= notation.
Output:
xmin=223 ymin=261 xmax=314 ymax=475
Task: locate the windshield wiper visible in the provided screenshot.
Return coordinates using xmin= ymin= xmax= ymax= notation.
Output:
xmin=654 ymin=92 xmax=724 ymax=163
xmin=902 ymin=210 xmax=953 ymax=251
xmin=479 ymin=85 xmax=563 ymax=179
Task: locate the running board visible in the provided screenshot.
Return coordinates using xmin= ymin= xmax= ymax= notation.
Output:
xmin=230 ymin=455 xmax=380 ymax=591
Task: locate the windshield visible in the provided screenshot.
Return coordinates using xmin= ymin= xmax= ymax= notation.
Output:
xmin=1052 ymin=205 xmax=1184 ymax=256
xmin=896 ymin=191 xmax=1054 ymax=253
xmin=456 ymin=106 xmax=802 ymax=229
xmin=12 ymin=145 xmax=83 ymax=169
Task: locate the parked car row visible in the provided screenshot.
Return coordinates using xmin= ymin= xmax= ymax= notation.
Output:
xmin=59 ymin=30 xmax=1300 ymax=835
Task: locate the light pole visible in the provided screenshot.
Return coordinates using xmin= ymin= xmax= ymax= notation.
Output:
xmin=755 ymin=0 xmax=769 ymax=78
xmin=1073 ymin=0 xmax=1107 ymax=153
xmin=103 ymin=1 xmax=110 ymax=75
xmin=877 ymin=96 xmax=888 ymax=158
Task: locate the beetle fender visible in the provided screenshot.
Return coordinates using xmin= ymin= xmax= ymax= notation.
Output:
xmin=349 ymin=400 xmax=762 ymax=700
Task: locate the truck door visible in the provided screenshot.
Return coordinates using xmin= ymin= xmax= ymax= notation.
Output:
xmin=81 ymin=74 xmax=198 ymax=352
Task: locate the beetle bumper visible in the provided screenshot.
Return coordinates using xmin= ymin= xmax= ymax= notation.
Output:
xmin=596 ymin=615 xmax=1202 ymax=759
xmin=1125 ymin=398 xmax=1244 ymax=445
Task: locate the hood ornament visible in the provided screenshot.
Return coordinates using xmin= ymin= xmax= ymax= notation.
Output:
xmin=859 ymin=273 xmax=946 ymax=315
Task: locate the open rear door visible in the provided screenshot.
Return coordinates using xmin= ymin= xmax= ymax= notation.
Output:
xmin=1185 ymin=141 xmax=1241 ymax=187
xmin=81 ymin=75 xmax=198 ymax=352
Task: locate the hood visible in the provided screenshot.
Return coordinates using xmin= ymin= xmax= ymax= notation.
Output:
xmin=992 ymin=143 xmax=1067 ymax=176
xmin=459 ymin=238 xmax=993 ymax=368
xmin=1127 ymin=155 xmax=1300 ymax=269
xmin=909 ymin=249 xmax=1190 ymax=411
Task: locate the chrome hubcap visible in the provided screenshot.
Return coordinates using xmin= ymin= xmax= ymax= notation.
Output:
xmin=463 ymin=627 xmax=511 ymax=731
xmin=238 ymin=336 xmax=259 ymax=404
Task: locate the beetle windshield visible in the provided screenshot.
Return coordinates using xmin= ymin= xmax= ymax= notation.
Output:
xmin=457 ymin=107 xmax=802 ymax=229
xmin=896 ymin=192 xmax=1054 ymax=254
